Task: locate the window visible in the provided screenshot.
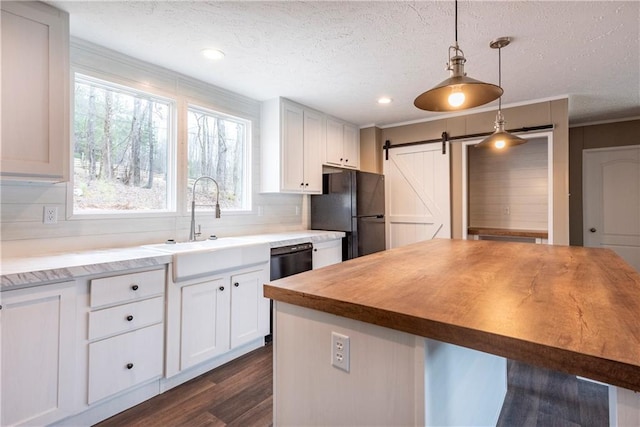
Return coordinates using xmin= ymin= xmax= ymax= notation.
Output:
xmin=73 ymin=74 xmax=174 ymax=214
xmin=187 ymin=105 xmax=250 ymax=211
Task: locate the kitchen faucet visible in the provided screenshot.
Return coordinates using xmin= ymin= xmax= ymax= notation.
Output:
xmin=189 ymin=175 xmax=221 ymax=241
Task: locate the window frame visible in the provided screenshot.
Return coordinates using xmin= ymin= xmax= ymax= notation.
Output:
xmin=70 ymin=71 xmax=178 ymax=218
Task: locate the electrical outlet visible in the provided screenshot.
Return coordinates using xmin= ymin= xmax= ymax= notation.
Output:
xmin=331 ymin=332 xmax=350 ymax=372
xmin=43 ymin=206 xmax=58 ymax=224
xmin=503 ymin=206 xmax=511 ymax=216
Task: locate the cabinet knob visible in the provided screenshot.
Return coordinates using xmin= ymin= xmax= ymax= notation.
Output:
xmin=590 ymin=227 xmax=597 ymax=233
xmin=340 ymin=158 xmax=343 ymax=162
xmin=131 ymin=284 xmax=139 ymax=291
xmin=300 ymin=182 xmax=304 ymax=187
xmin=126 ymin=363 xmax=134 ymax=370
xmin=345 ymin=159 xmax=349 ymax=163
xmin=305 ymin=183 xmax=309 ymax=187
xmin=234 ymin=282 xmax=240 ymax=287
xmin=126 ymin=315 xmax=134 ymax=322
xmin=314 ymin=248 xmax=318 ymax=252
xmin=219 ymin=286 xmax=225 ymax=291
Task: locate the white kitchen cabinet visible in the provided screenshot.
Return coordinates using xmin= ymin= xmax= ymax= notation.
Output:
xmin=325 ymin=117 xmax=360 ymax=170
xmin=180 ymin=277 xmax=231 ymax=370
xmin=167 ymin=261 xmax=270 ymax=377
xmin=0 ymin=1 xmax=69 ymax=181
xmin=261 ymin=97 xmax=323 ymax=194
xmin=0 ymin=281 xmax=76 ymax=426
xmin=86 ymin=269 xmax=165 ymax=404
xmin=230 ymin=269 xmax=270 ymax=348
xmin=312 ymin=239 xmax=343 ymax=269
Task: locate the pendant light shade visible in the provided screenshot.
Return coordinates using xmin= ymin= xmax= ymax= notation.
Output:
xmin=414 ymin=0 xmax=502 ymax=112
xmin=476 ymin=37 xmax=526 ymax=150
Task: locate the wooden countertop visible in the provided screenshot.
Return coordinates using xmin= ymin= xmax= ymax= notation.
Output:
xmin=467 ymin=227 xmax=548 ymax=239
xmin=265 ymin=239 xmax=640 ymax=392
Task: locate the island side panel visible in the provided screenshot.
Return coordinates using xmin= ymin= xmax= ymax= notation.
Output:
xmin=273 ymin=301 xmax=426 ymax=426
xmin=424 ymin=339 xmax=507 ymax=426
xmin=609 ymin=386 xmax=640 ymax=426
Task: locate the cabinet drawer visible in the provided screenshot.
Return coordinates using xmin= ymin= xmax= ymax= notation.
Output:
xmin=88 ymin=324 xmax=163 ymax=404
xmin=88 ymin=297 xmax=164 ymax=341
xmin=91 ymin=269 xmax=165 ymax=308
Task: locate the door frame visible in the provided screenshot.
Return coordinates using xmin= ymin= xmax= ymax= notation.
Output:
xmin=461 ymin=130 xmax=554 ymax=244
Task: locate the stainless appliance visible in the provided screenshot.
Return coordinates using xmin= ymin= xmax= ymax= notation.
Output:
xmin=267 ymin=242 xmax=313 ymax=342
xmin=311 ymin=170 xmax=385 ymax=260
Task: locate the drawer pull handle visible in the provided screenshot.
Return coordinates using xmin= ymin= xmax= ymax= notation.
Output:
xmin=131 ymin=284 xmax=139 ymax=291
xmin=234 ymin=282 xmax=240 ymax=287
xmin=126 ymin=363 xmax=134 ymax=370
xmin=126 ymin=315 xmax=134 ymax=322
xmin=219 ymin=286 xmax=225 ymax=291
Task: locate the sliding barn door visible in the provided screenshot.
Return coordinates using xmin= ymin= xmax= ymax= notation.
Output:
xmin=384 ymin=142 xmax=451 ymax=249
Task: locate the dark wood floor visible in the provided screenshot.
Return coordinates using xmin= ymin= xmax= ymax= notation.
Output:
xmin=96 ymin=344 xmax=608 ymax=427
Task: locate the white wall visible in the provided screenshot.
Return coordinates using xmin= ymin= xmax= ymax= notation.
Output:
xmin=0 ymin=39 xmax=307 ymax=258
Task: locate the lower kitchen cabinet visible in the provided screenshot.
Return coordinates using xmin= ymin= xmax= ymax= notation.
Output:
xmin=85 ymin=268 xmax=165 ymax=404
xmin=313 ymin=239 xmax=343 ymax=269
xmin=230 ymin=269 xmax=270 ymax=349
xmin=180 ymin=277 xmax=231 ymax=370
xmin=167 ymin=262 xmax=270 ymax=377
xmin=0 ymin=281 xmax=76 ymax=426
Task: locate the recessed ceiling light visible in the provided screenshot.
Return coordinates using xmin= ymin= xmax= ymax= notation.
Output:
xmin=201 ymin=48 xmax=225 ymax=60
xmin=377 ymin=97 xmax=392 ymax=104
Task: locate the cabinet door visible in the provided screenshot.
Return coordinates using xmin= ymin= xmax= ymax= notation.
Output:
xmin=303 ymin=109 xmax=323 ymax=194
xmin=312 ymin=239 xmax=344 ymax=269
xmin=281 ymin=101 xmax=305 ymax=192
xmin=88 ymin=323 xmax=163 ymax=404
xmin=0 ymin=2 xmax=69 ymax=181
xmin=325 ymin=117 xmax=344 ymax=167
xmin=342 ymin=124 xmax=360 ymax=169
xmin=180 ymin=278 xmax=230 ymax=370
xmin=1 ymin=281 xmax=76 ymax=426
xmin=230 ymin=269 xmax=270 ymax=349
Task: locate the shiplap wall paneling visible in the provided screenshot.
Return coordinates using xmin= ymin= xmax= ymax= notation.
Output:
xmin=468 ymin=139 xmax=548 ymax=230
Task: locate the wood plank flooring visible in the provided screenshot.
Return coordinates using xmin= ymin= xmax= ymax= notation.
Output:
xmin=95 ymin=345 xmax=608 ymax=427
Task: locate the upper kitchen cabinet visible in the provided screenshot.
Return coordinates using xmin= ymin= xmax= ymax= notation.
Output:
xmin=1 ymin=1 xmax=70 ymax=181
xmin=261 ymin=98 xmax=323 ymax=194
xmin=325 ymin=117 xmax=360 ymax=170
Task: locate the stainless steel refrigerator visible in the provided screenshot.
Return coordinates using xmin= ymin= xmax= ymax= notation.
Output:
xmin=311 ymin=170 xmax=385 ymax=260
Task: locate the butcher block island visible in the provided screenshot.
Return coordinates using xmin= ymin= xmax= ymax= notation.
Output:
xmin=265 ymin=239 xmax=640 ymax=426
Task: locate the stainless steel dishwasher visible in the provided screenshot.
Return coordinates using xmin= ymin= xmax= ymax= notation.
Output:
xmin=267 ymin=242 xmax=313 ymax=342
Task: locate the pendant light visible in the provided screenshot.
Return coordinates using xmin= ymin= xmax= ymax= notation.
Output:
xmin=414 ymin=0 xmax=503 ymax=112
xmin=476 ymin=37 xmax=526 ymax=149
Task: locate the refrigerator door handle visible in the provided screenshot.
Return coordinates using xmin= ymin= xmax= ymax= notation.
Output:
xmin=355 ymin=214 xmax=385 ymax=219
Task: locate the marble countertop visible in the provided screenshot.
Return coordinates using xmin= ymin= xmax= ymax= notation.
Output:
xmin=1 ymin=230 xmax=345 ymax=290
xmin=265 ymin=238 xmax=640 ymax=392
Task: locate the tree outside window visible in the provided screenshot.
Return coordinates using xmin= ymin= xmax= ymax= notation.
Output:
xmin=187 ymin=106 xmax=250 ymax=212
xmin=73 ymin=74 xmax=173 ymax=213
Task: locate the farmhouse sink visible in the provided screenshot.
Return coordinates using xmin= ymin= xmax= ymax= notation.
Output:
xmin=144 ymin=237 xmax=269 ymax=282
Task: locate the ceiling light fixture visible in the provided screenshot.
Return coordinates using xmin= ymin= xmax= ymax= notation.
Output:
xmin=476 ymin=37 xmax=526 ymax=150
xmin=378 ymin=97 xmax=392 ymax=104
xmin=414 ymin=0 xmax=503 ymax=112
xmin=201 ymin=48 xmax=225 ymax=60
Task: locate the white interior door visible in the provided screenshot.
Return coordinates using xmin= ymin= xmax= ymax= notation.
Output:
xmin=583 ymin=146 xmax=640 ymax=272
xmin=384 ymin=142 xmax=450 ymax=249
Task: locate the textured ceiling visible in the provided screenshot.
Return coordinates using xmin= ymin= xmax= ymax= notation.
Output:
xmin=48 ymin=1 xmax=640 ymax=127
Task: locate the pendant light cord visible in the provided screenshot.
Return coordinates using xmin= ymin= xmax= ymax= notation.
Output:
xmin=498 ymin=46 xmax=502 ymax=111
xmin=454 ymin=0 xmax=458 ymax=44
